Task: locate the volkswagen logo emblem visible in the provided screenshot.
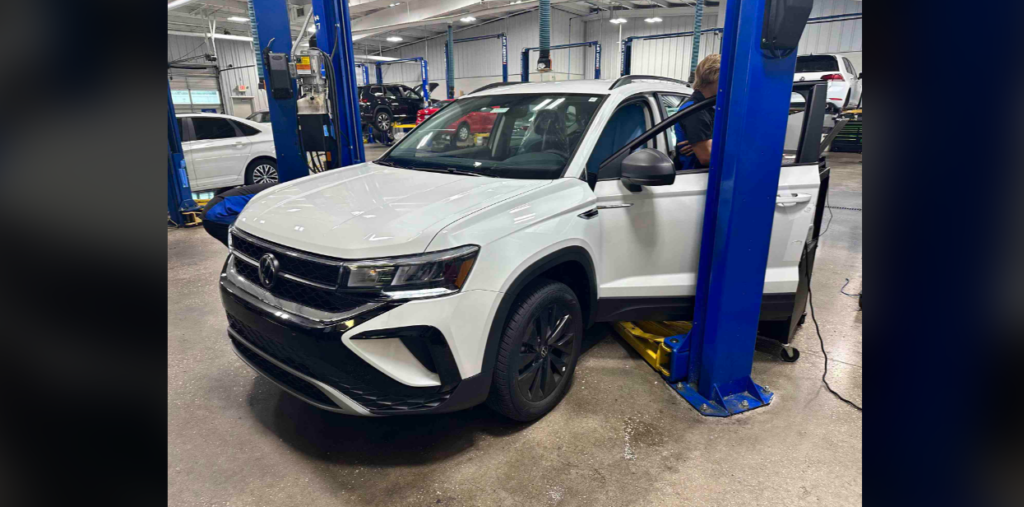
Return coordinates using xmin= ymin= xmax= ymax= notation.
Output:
xmin=258 ymin=253 xmax=279 ymax=289
xmin=799 ymin=76 xmax=806 ymax=81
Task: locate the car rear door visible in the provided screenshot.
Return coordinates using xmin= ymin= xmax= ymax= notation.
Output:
xmin=189 ymin=116 xmax=251 ymax=189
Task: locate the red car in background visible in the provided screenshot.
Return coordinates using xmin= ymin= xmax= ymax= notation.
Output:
xmin=417 ymin=102 xmax=500 ymax=146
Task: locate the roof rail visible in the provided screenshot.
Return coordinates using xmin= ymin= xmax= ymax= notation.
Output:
xmin=469 ymin=81 xmax=529 ymax=95
xmin=609 ymin=75 xmax=690 ymax=90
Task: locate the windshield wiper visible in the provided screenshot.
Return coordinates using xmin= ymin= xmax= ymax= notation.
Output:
xmin=377 ymin=159 xmax=483 ymax=177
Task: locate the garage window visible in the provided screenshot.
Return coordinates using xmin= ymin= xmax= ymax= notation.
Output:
xmin=192 ymin=117 xmax=238 ymax=140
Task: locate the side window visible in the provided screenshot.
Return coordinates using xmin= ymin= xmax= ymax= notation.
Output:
xmin=191 ymin=117 xmax=238 ymax=141
xmin=586 ymin=100 xmax=654 ymax=179
xmin=844 ymin=57 xmax=857 ymax=77
xmin=369 ymin=86 xmax=384 ymax=96
xmin=384 ymin=86 xmax=401 ymax=97
xmin=176 ymin=118 xmax=191 ymax=142
xmin=399 ymin=86 xmax=417 ymax=99
xmin=658 ymin=94 xmax=690 ymax=150
xmin=231 ymin=120 xmax=261 ymax=136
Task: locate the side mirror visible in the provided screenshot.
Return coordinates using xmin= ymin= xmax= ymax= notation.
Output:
xmin=620 ymin=148 xmax=675 ymax=191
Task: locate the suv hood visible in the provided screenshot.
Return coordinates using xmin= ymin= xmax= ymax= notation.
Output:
xmin=234 ymin=162 xmax=550 ymax=259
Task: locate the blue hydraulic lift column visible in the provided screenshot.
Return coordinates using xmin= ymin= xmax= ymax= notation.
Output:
xmin=445 ymin=33 xmax=508 ymax=99
xmin=250 ymin=0 xmax=307 ymax=182
xmin=311 ymin=0 xmax=364 ymax=166
xmin=672 ymin=0 xmax=807 ymax=416
xmin=375 ymin=63 xmax=384 ymax=84
xmin=445 ymin=24 xmax=455 ymax=99
xmin=167 ymin=82 xmax=198 ymax=224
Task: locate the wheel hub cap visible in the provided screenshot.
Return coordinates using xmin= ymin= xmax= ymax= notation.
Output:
xmin=516 ymin=306 xmax=574 ymax=401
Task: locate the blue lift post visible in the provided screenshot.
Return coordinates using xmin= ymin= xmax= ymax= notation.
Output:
xmin=521 ymin=41 xmax=600 ymax=82
xmin=619 ymin=28 xmax=724 ymax=77
xmin=168 ymin=81 xmax=199 ymax=224
xmin=374 ymin=57 xmax=430 ymax=101
xmin=664 ymin=0 xmax=808 ymax=417
xmin=444 ymin=32 xmax=508 ymax=99
xmin=355 ymin=64 xmax=370 ymax=86
xmin=311 ymin=0 xmax=365 ymax=167
xmin=250 ymin=0 xmax=307 ymax=182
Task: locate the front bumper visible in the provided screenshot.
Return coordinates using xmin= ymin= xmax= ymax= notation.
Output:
xmin=220 ymin=255 xmax=492 ymax=416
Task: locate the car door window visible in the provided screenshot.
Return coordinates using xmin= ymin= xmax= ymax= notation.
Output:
xmin=384 ymin=86 xmax=401 ymax=98
xmin=176 ymin=118 xmax=191 ymax=142
xmin=657 ymin=94 xmax=690 ymax=154
xmin=586 ymin=99 xmax=654 ymax=179
xmin=230 ymin=120 xmax=261 ymax=137
xmin=369 ymin=86 xmax=384 ymax=97
xmin=191 ymin=117 xmax=238 ymax=140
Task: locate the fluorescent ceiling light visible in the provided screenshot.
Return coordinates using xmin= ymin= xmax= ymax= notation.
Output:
xmin=227 ymin=16 xmax=249 ymax=23
xmin=460 ymin=16 xmax=477 ymax=23
xmin=389 ymin=2 xmax=401 ymax=6
xmin=167 ymin=0 xmax=195 ymax=10
xmin=386 ymin=36 xmax=403 ymax=42
xmin=644 ymin=17 xmax=662 ymax=23
xmin=308 ymin=26 xmax=316 ymax=33
xmin=610 ymin=18 xmax=628 ymax=24
xmin=361 ymin=55 xmax=398 ymax=61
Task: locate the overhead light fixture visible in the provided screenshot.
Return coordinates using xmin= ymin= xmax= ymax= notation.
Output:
xmin=361 ymin=55 xmax=398 ymax=61
xmin=388 ymin=2 xmax=401 ymax=6
xmin=227 ymin=16 xmax=249 ymax=23
xmin=610 ymin=18 xmax=628 ymax=24
xmin=307 ymin=26 xmax=316 ymax=33
xmin=386 ymin=36 xmax=403 ymax=42
xmin=167 ymin=0 xmax=195 ymax=10
xmin=644 ymin=17 xmax=662 ymax=23
xmin=460 ymin=16 xmax=477 ymax=23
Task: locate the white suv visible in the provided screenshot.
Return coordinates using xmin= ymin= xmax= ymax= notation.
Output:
xmin=220 ymin=78 xmax=826 ymax=421
xmin=177 ymin=113 xmax=278 ymax=193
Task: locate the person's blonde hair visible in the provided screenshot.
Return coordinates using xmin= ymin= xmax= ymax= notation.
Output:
xmin=693 ymin=53 xmax=721 ymax=91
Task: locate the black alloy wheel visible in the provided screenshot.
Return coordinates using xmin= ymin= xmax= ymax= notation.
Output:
xmin=517 ymin=305 xmax=574 ymax=401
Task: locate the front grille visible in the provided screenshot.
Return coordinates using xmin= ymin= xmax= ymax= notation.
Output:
xmin=232 ymin=338 xmax=338 ymax=407
xmin=228 ymin=315 xmax=455 ymax=412
xmin=231 ymin=231 xmax=341 ymax=288
xmin=234 ymin=260 xmax=365 ymax=313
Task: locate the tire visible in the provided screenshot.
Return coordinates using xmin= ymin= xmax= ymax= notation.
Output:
xmin=245 ymin=159 xmax=278 ymax=185
xmin=373 ymin=109 xmax=393 ymax=136
xmin=487 ymin=278 xmax=584 ymax=422
xmin=456 ymin=122 xmax=471 ymax=142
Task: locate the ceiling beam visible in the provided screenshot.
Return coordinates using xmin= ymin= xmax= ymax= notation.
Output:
xmin=579 ymin=4 xmax=717 ymax=20
xmin=352 ymin=0 xmax=579 ymax=38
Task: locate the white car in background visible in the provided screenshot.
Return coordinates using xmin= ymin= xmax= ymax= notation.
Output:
xmin=176 ymin=113 xmax=278 ymax=192
xmin=794 ymin=54 xmax=861 ymax=110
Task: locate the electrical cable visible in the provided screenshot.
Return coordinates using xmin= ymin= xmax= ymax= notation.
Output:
xmin=804 ymin=244 xmax=863 ymax=411
xmin=839 ymin=278 xmax=860 ymax=298
xmin=818 ymin=187 xmax=835 ymax=237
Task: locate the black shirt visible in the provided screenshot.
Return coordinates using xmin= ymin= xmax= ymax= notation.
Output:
xmin=679 ymin=89 xmax=715 ymax=167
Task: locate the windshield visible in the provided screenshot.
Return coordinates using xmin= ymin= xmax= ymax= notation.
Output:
xmin=795 ymin=55 xmax=839 ymax=73
xmin=378 ymin=93 xmax=605 ymax=179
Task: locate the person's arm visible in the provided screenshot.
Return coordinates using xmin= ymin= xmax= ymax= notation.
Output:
xmin=691 ymin=139 xmax=712 ymax=166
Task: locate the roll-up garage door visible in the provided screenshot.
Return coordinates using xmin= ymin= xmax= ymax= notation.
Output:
xmin=169 ymin=66 xmax=225 ymax=114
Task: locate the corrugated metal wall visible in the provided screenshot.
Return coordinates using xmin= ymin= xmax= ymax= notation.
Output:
xmin=168 ymin=34 xmax=269 ymax=114
xmin=584 ymin=14 xmax=722 ymax=82
xmin=800 ymin=0 xmax=863 ymax=73
xmin=368 ymin=9 xmax=588 ymax=97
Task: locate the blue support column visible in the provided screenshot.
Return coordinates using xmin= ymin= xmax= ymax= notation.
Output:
xmin=501 ymin=34 xmax=508 ymax=82
xmin=168 ymin=81 xmax=198 ymax=225
xmin=594 ymin=42 xmax=601 ymax=79
xmin=445 ymin=24 xmax=455 ymax=99
xmin=672 ymin=0 xmax=803 ymax=417
xmin=312 ymin=0 xmax=364 ymax=167
xmin=620 ymin=37 xmax=633 ymax=77
xmin=251 ymin=0 xmax=307 ymax=182
xmin=521 ymin=49 xmax=529 ymax=82
xmin=375 ymin=63 xmax=383 ymax=84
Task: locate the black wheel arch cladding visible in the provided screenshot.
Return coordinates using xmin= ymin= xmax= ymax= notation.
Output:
xmin=474 ymin=246 xmax=598 ymax=400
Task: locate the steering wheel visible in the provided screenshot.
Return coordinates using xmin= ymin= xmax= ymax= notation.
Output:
xmin=535 ymin=110 xmax=568 ymax=154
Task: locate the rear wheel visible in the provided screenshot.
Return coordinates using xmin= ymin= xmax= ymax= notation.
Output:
xmin=487 ymin=279 xmax=583 ymax=422
xmin=245 ymin=159 xmax=278 ymax=185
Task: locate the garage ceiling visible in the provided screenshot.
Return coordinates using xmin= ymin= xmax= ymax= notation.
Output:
xmin=167 ymin=0 xmax=716 ymax=56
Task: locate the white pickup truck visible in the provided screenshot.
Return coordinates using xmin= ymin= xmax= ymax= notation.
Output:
xmin=219 ymin=77 xmax=829 ymax=421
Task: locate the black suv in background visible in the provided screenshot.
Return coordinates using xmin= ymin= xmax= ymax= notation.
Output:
xmin=359 ymin=82 xmax=439 ymax=135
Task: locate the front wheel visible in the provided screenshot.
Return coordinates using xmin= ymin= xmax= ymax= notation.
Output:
xmin=245 ymin=159 xmax=278 ymax=185
xmin=487 ymin=279 xmax=583 ymax=422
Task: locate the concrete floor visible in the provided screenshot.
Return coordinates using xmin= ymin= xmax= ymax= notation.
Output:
xmin=168 ymin=151 xmax=862 ymax=507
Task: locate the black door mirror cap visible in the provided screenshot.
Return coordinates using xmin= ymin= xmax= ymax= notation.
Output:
xmin=620 ymin=148 xmax=676 ymax=189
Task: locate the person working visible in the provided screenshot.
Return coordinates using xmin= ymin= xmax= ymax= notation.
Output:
xmin=674 ymin=54 xmax=721 ymax=169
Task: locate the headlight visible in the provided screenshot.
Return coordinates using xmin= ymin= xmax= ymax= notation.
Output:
xmin=344 ymin=245 xmax=479 ymax=300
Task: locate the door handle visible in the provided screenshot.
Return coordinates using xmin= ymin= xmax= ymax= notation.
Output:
xmin=234 ymin=141 xmax=245 ymax=148
xmin=776 ymin=193 xmax=812 ymax=207
xmin=596 ymin=203 xmax=633 ymax=210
